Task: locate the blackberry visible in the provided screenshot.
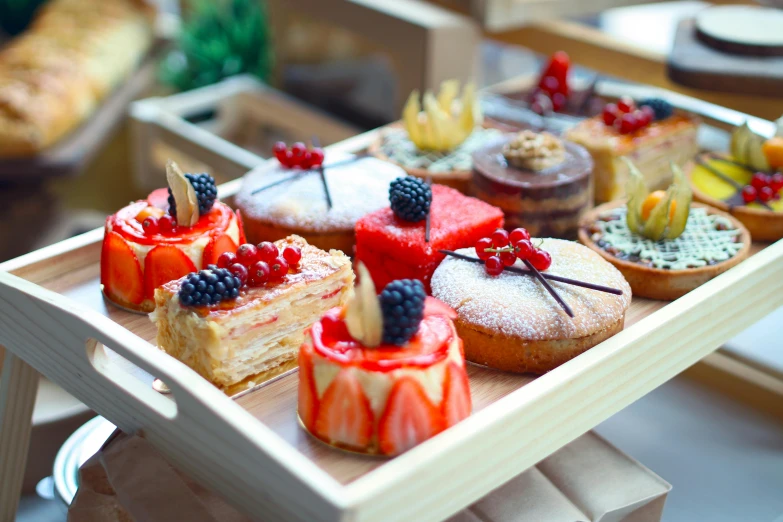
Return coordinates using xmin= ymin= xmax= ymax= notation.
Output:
xmin=638 ymin=98 xmax=673 ymax=121
xmin=178 ymin=267 xmax=241 ymax=307
xmin=379 ymin=279 xmax=426 ymax=346
xmin=168 ymin=173 xmax=218 ymax=217
xmin=389 ymin=176 xmax=431 ymax=222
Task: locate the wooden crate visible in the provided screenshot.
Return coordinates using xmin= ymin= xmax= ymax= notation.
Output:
xmin=1 ymin=90 xmax=782 ymax=522
xmin=129 ymin=75 xmax=359 ymax=192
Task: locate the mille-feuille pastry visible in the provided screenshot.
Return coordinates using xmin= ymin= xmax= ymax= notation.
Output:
xmin=235 ymin=146 xmax=404 ymax=254
xmin=431 ymin=232 xmax=631 ymax=374
xmin=101 ymin=162 xmax=243 ymax=313
xmin=298 ymin=264 xmax=470 ymax=456
xmin=565 ymin=97 xmax=699 ymax=203
xmin=687 ymin=122 xmax=783 ymax=241
xmin=471 ymin=130 xmax=593 ymax=239
xmin=369 ymin=80 xmax=503 ymax=193
xmin=580 ymin=159 xmax=750 ymax=300
xmin=151 ymin=235 xmax=354 ymax=391
xmin=0 ymin=0 xmax=154 ymax=156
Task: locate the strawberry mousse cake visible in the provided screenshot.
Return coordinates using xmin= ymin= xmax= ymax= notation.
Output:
xmin=101 ymin=161 xmax=244 ymax=313
xmin=151 ymin=235 xmax=354 ymax=391
xmin=298 ymin=264 xmax=471 ymax=456
xmin=355 ymin=178 xmax=504 ymax=293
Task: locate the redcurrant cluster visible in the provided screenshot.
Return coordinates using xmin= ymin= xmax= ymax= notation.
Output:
xmin=741 ymin=172 xmax=783 ymax=204
xmin=217 ymin=242 xmax=302 ymax=288
xmin=142 ymin=214 xmax=178 ymax=235
xmin=475 ymin=228 xmax=552 ymax=276
xmin=273 ymin=141 xmax=325 ymax=169
xmin=602 ymin=98 xmax=654 ymax=135
xmin=530 ymin=51 xmax=570 ymax=114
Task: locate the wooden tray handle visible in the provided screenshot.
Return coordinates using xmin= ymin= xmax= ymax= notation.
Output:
xmin=0 ymin=270 xmax=345 ymax=520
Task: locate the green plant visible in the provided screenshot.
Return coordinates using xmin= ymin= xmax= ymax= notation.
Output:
xmin=0 ymin=0 xmax=47 ymax=35
xmin=159 ymin=0 xmax=273 ymax=92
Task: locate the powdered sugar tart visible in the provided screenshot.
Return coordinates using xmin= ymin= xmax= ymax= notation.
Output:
xmin=431 ymin=239 xmax=631 ymax=374
xmin=579 ymin=201 xmax=751 ymax=301
xmin=235 ymin=152 xmax=405 ymax=254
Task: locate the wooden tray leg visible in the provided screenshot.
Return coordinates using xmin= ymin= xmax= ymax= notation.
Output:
xmin=0 ymin=347 xmax=39 ymax=522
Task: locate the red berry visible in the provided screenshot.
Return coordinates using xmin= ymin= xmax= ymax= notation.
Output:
xmin=484 ymin=256 xmax=504 ymax=276
xmin=633 ymin=109 xmax=650 ymax=129
xmin=759 ymin=186 xmax=775 ymax=202
xmin=617 ymin=97 xmax=635 ymax=113
xmin=282 ymin=246 xmax=302 ymax=267
xmin=770 ymin=172 xmax=783 ymax=192
xmin=499 ymin=250 xmax=517 ymax=267
xmin=640 ymin=106 xmax=655 ymax=125
xmin=158 ymin=214 xmax=176 ymax=233
xmin=257 ymin=241 xmax=279 ymax=263
xmin=617 ymin=113 xmax=638 ymax=134
xmin=248 ymin=261 xmax=270 ymax=287
xmin=491 ymin=228 xmax=509 ymax=248
xmin=217 ymin=251 xmax=237 ymax=269
xmin=269 ymin=256 xmax=289 ymax=280
xmin=273 ymin=141 xmax=287 ymax=159
xmin=514 ymin=239 xmax=533 ymax=260
xmin=529 ymin=249 xmax=552 ymax=271
xmin=236 ymin=243 xmax=260 ymax=266
xmin=279 ymin=150 xmax=294 ymax=168
xmin=741 ymin=185 xmax=757 ymax=203
xmin=551 ymin=92 xmax=567 ymax=112
xmin=300 ymin=151 xmax=313 ymax=169
xmin=509 ymin=228 xmax=531 ymax=243
xmin=229 ymin=263 xmax=248 ymax=285
xmin=540 ymin=76 xmax=559 ymax=96
xmin=751 ymin=172 xmax=770 ymax=191
xmin=475 ymin=237 xmax=493 ymax=260
xmin=602 ymin=103 xmax=620 ymax=126
xmin=309 ymin=148 xmax=325 ymax=167
xmin=289 ymin=142 xmax=307 ymax=167
xmin=142 ymin=217 xmax=159 ymax=234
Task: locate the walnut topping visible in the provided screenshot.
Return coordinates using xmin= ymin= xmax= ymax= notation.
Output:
xmin=503 ymin=130 xmax=566 ymax=171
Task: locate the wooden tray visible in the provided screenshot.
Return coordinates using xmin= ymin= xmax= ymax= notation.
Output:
xmin=1 ymin=107 xmax=783 ymax=522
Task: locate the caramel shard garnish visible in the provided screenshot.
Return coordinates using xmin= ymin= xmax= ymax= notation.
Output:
xmin=345 ymin=263 xmax=383 ymax=348
xmin=166 ymin=160 xmax=199 ymax=227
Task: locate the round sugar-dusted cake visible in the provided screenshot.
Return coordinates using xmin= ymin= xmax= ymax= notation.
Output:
xmin=235 ymin=153 xmax=405 ymax=254
xmin=430 ymin=238 xmax=631 ymax=374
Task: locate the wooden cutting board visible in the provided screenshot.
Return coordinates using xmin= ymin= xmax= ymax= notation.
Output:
xmin=668 ymin=18 xmax=783 ymax=98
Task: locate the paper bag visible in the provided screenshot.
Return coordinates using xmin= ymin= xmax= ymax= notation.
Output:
xmin=69 ymin=430 xmax=669 ymax=522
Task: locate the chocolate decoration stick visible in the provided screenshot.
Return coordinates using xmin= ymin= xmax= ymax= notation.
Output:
xmin=250 ymin=172 xmax=305 ymax=195
xmin=696 ymin=155 xmax=773 ymax=210
xmin=522 ymin=258 xmax=574 ymax=317
xmin=313 ymin=136 xmax=333 ymax=210
xmin=439 ymin=250 xmax=623 ymax=295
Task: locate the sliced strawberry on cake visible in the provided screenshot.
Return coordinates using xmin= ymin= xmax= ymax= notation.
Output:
xmin=298 ymin=263 xmax=472 ymax=456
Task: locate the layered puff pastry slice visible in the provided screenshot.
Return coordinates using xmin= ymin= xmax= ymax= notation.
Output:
xmin=150 ymin=236 xmax=355 ymax=391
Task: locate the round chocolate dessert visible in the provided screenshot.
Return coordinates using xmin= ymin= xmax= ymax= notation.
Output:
xmin=471 ymin=131 xmax=593 ymax=239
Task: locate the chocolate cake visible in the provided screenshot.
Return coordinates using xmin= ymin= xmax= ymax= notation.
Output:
xmin=471 ymin=131 xmax=593 ymax=239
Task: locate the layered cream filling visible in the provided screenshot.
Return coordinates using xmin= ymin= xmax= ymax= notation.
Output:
xmin=311 ymin=324 xmax=463 ymax=419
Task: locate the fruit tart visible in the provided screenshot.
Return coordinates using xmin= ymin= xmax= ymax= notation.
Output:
xmin=298 ymin=264 xmax=471 ymax=456
xmin=579 ymin=160 xmax=751 ymax=300
xmin=151 ymin=235 xmax=354 ymax=392
xmin=687 ymin=122 xmax=783 ymax=241
xmin=355 ymin=177 xmax=504 ymax=293
xmin=431 ymin=229 xmax=631 ymax=374
xmin=565 ymin=97 xmax=699 ymax=203
xmin=369 ymin=80 xmax=503 ymax=193
xmin=471 ymin=130 xmax=593 ymax=239
xmin=235 ymin=145 xmax=405 ymax=254
xmin=101 ymin=161 xmax=244 ymax=313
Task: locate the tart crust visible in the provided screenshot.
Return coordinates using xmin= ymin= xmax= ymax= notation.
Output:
xmin=578 ymin=201 xmax=752 ymax=300
xmin=685 ymin=156 xmax=783 ymax=242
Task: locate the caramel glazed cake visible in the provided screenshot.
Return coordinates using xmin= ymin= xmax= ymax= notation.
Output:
xmin=431 ymin=239 xmax=631 ymax=373
xmin=151 ymin=236 xmax=354 ymax=390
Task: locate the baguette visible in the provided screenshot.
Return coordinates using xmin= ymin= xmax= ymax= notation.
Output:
xmin=0 ymin=0 xmax=154 ymax=157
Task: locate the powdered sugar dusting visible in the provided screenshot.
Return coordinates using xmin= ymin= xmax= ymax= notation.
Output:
xmin=430 ymin=239 xmax=632 ymax=341
xmin=236 ymin=153 xmax=405 ymax=232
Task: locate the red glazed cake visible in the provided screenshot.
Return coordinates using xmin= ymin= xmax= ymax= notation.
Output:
xmin=298 ymin=267 xmax=471 ymax=456
xmin=355 ymin=182 xmax=504 ymax=292
xmin=101 ymin=163 xmax=244 ymax=313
